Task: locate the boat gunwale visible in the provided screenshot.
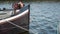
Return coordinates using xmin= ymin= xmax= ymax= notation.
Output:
xmin=0 ymin=9 xmax=29 ymax=24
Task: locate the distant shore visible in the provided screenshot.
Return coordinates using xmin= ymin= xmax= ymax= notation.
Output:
xmin=0 ymin=0 xmax=60 ymax=2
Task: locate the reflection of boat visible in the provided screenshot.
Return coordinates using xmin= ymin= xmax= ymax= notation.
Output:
xmin=0 ymin=4 xmax=30 ymax=34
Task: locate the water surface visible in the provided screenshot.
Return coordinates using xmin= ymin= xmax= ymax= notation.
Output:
xmin=30 ymin=1 xmax=60 ymax=34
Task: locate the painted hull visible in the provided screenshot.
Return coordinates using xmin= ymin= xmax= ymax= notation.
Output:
xmin=0 ymin=5 xmax=30 ymax=34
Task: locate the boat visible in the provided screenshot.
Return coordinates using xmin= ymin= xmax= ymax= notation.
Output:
xmin=0 ymin=4 xmax=30 ymax=34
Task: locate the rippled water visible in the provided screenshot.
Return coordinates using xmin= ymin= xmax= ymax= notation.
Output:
xmin=30 ymin=1 xmax=60 ymax=34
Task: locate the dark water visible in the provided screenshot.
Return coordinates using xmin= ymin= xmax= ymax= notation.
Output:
xmin=0 ymin=1 xmax=60 ymax=34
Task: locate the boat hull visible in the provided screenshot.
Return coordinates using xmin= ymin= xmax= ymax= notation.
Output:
xmin=0 ymin=5 xmax=30 ymax=34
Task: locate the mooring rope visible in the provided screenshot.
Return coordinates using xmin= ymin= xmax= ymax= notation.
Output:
xmin=6 ymin=20 xmax=29 ymax=31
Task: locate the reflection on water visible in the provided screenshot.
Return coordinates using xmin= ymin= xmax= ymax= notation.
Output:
xmin=30 ymin=1 xmax=60 ymax=34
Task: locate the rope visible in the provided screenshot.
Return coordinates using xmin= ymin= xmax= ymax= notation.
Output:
xmin=6 ymin=20 xmax=29 ymax=31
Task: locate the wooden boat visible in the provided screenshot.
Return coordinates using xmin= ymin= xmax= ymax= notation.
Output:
xmin=0 ymin=4 xmax=30 ymax=34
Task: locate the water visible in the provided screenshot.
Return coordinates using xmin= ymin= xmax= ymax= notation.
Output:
xmin=0 ymin=1 xmax=60 ymax=34
xmin=0 ymin=1 xmax=13 ymax=9
xmin=30 ymin=1 xmax=60 ymax=34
